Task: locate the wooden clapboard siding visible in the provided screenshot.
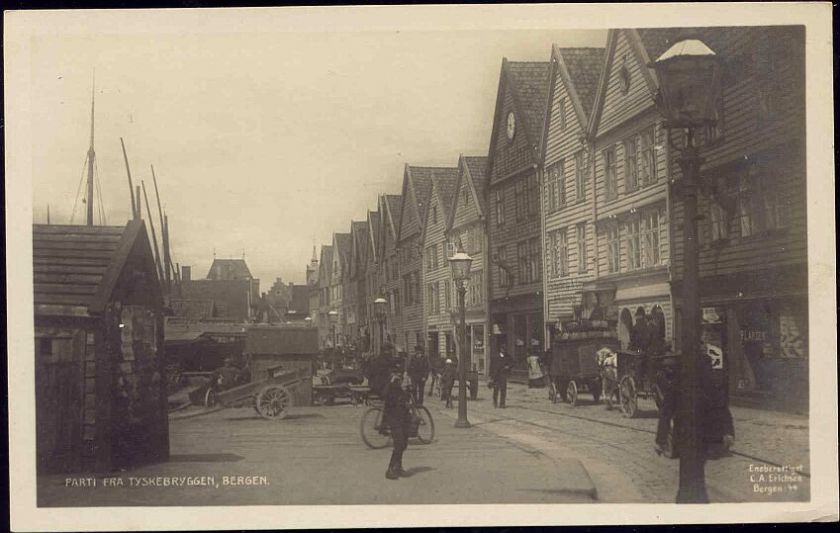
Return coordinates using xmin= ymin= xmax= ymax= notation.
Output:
xmin=380 ymin=195 xmax=403 ymax=345
xmin=668 ymin=26 xmax=807 ymax=284
xmin=542 ymin=47 xmax=603 ymax=324
xmin=423 ymin=180 xmax=456 ymax=353
xmin=594 ymin=29 xmax=656 ymax=138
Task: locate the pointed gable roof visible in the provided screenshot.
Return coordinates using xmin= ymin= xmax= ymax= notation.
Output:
xmin=398 ymin=165 xmax=459 ymax=242
xmin=419 ymin=167 xmax=460 ymax=242
xmin=507 ymin=61 xmax=552 ymax=144
xmin=556 ymin=46 xmax=605 ymax=121
xmin=367 ymin=209 xmax=381 ymax=263
xmin=350 ymin=220 xmax=369 ymax=276
xmin=334 ymin=232 xmax=352 ymax=266
xmin=383 ymin=194 xmax=402 ymax=243
xmin=463 ymin=155 xmax=488 ymax=215
xmin=318 ymin=245 xmax=333 ymax=287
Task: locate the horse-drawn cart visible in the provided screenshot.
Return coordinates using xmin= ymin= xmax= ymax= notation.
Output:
xmin=612 ymin=350 xmax=677 ymax=418
xmin=549 ymin=321 xmax=620 ymax=407
xmin=204 ymin=364 xmax=309 ymax=420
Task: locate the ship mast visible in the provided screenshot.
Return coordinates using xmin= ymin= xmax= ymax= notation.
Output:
xmin=86 ymin=72 xmax=96 ymax=226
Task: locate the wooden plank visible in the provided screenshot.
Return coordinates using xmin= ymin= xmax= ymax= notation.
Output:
xmin=34 ymin=248 xmax=114 ymax=260
xmin=33 ymin=224 xmax=125 ymax=235
xmin=35 ymin=272 xmax=103 ymax=285
xmin=33 ymin=239 xmax=120 ymax=252
xmin=34 ymin=232 xmax=122 ymax=243
xmin=34 ymin=264 xmax=109 ymax=275
xmin=33 ymin=257 xmax=111 ymax=268
xmin=34 ymin=283 xmax=98 ymax=295
xmin=34 ymin=292 xmax=93 ymax=306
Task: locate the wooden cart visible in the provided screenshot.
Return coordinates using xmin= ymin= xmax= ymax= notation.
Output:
xmin=204 ymin=364 xmax=308 ymax=420
xmin=549 ymin=329 xmax=620 ymax=407
xmin=614 ymin=350 xmax=677 ymax=418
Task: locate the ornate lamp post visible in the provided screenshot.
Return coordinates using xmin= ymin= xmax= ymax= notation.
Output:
xmin=649 ymin=36 xmax=722 ymax=504
xmin=373 ymin=297 xmax=388 ymax=356
xmin=449 ymin=242 xmax=473 ymax=429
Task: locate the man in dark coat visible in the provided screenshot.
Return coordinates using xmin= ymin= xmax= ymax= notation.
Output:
xmin=407 ymin=346 xmax=430 ymax=405
xmin=440 ymin=358 xmax=456 ymax=408
xmin=382 ymin=371 xmax=411 ymax=480
xmin=490 ymin=345 xmax=513 ymax=408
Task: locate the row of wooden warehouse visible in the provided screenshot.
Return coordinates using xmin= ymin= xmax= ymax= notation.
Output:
xmin=309 ymin=26 xmax=808 ymax=412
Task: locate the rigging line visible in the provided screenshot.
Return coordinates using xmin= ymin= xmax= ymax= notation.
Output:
xmin=70 ymin=153 xmax=89 ymax=224
xmin=94 ymin=157 xmax=107 ymax=225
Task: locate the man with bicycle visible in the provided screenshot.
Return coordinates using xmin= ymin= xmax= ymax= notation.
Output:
xmin=382 ymin=368 xmax=411 ymax=480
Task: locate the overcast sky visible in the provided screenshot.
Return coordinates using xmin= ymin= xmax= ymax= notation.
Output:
xmin=30 ymin=21 xmax=606 ymax=286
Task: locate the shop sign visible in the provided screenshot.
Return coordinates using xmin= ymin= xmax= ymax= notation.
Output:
xmin=702 ymin=307 xmax=723 ymax=324
xmin=740 ymin=329 xmax=767 ymax=342
xmin=706 ymin=343 xmax=724 ymax=370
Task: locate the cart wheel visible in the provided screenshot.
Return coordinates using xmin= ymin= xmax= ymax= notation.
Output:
xmin=549 ymin=381 xmax=559 ymax=404
xmin=619 ymin=375 xmax=638 ymax=418
xmin=204 ymin=388 xmax=217 ymax=408
xmin=256 ymin=385 xmax=293 ymax=420
xmin=566 ymin=380 xmax=579 ymax=407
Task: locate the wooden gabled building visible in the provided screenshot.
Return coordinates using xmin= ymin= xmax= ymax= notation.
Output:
xmin=316 ymin=245 xmax=333 ymax=348
xmin=419 ymin=165 xmax=460 ymax=362
xmin=33 ymin=220 xmax=168 ymax=474
xmin=349 ymin=219 xmax=371 ymax=350
xmin=379 ymin=194 xmax=404 ymax=351
xmin=445 ymin=155 xmax=491 ymax=374
xmin=399 ymin=164 xmax=458 ymax=354
xmin=486 ymin=59 xmax=551 ymax=364
xmin=364 ymin=206 xmax=383 ymax=354
xmin=330 ymin=232 xmax=352 ymax=346
xmin=659 ymin=26 xmax=808 ymax=410
xmin=586 ymin=28 xmax=673 ymax=351
xmin=540 ymin=45 xmax=606 ymax=344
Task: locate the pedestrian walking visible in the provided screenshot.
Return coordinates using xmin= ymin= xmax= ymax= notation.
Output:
xmin=490 ymin=345 xmax=513 ymax=408
xmin=382 ymin=370 xmax=410 ymax=480
xmin=407 ymin=346 xmax=430 ymax=405
xmin=526 ymin=339 xmax=544 ymax=388
xmin=440 ymin=358 xmax=456 ymax=408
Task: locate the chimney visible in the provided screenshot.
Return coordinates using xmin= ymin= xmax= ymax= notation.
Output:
xmin=181 ymin=265 xmax=191 ymax=281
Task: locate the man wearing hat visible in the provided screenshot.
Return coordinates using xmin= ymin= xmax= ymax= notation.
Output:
xmin=407 ymin=345 xmax=430 ymax=406
xmin=382 ymin=369 xmax=411 ymax=480
xmin=490 ymin=345 xmax=513 ymax=408
xmin=440 ymin=358 xmax=457 ymax=408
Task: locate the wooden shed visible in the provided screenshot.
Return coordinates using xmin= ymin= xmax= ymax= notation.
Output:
xmin=33 ymin=220 xmax=168 ymax=474
xmin=244 ymin=325 xmax=318 ymax=407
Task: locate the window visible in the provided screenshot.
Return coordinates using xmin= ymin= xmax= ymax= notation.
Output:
xmin=640 ymin=210 xmax=660 ymax=268
xmin=604 ymin=148 xmax=617 ymax=200
xmin=432 ymin=244 xmax=439 ymax=269
xmin=638 ymin=127 xmax=657 ymax=186
xmin=446 ymin=240 xmax=456 ymax=258
xmin=432 ymin=205 xmax=438 ymax=225
xmin=710 ymin=198 xmax=729 ymax=242
xmin=624 ymin=137 xmax=638 ymax=192
xmin=514 ymin=182 xmax=524 ymax=221
xmin=738 ymin=169 xmax=761 ymax=238
xmin=559 ymin=97 xmax=567 ymax=131
xmin=528 ymin=173 xmax=539 ymax=218
xmin=468 ymin=271 xmax=483 ymax=306
xmin=546 ymin=160 xmax=565 ymax=212
xmin=530 ymin=237 xmax=542 ymax=282
xmin=548 ymin=229 xmax=568 ymax=277
xmin=607 ymin=222 xmax=620 ymax=273
xmin=498 ymin=246 xmax=510 ymax=287
xmin=626 ymin=217 xmax=641 ymax=270
xmin=444 ymin=280 xmax=451 ymax=311
xmin=517 ymin=241 xmax=529 ymax=283
xmin=575 ymin=151 xmax=586 ymax=202
xmin=434 ymin=282 xmax=441 ymax=314
xmin=577 ymin=223 xmax=587 ymax=273
xmin=495 ymin=190 xmax=505 ymax=226
xmin=462 ymin=187 xmax=469 ymax=208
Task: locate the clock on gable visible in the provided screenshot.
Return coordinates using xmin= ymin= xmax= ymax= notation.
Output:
xmin=505 ymin=111 xmax=516 ymax=140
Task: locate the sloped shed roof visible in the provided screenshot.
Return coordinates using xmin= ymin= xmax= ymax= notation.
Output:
xmin=33 ymin=220 xmax=160 ymax=317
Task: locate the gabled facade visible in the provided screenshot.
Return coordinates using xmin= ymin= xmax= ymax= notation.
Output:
xmin=365 ymin=207 xmax=383 ymax=354
xmin=420 ymin=166 xmax=460 ymax=363
xmin=486 ymin=59 xmax=551 ymax=364
xmin=350 ymin=220 xmax=370 ymax=350
xmin=331 ymin=232 xmax=352 ymax=346
xmin=446 ymin=155 xmax=491 ymax=373
xmin=317 ymin=245 xmax=333 ymax=348
xmin=540 ymin=45 xmax=606 ymax=345
xmin=587 ymin=28 xmax=673 ymax=351
xmin=399 ymin=165 xmax=458 ymax=354
xmin=656 ymin=26 xmax=808 ymax=409
xmin=379 ymin=194 xmax=403 ymax=350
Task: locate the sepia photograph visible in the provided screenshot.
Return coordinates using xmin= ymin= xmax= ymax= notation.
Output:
xmin=5 ymin=3 xmax=837 ymax=530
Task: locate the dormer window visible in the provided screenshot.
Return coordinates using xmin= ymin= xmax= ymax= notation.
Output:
xmin=619 ymin=56 xmax=631 ymax=95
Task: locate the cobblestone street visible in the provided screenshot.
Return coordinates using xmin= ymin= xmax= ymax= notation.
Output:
xmin=38 ymin=380 xmax=809 ymax=506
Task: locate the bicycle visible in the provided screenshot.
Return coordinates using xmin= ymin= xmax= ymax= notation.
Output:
xmin=359 ymin=388 xmax=435 ymax=449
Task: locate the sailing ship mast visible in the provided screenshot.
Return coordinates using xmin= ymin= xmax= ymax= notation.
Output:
xmin=86 ymin=73 xmax=96 ymax=226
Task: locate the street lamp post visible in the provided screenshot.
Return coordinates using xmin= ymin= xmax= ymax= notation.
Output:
xmin=449 ymin=243 xmax=473 ymax=429
xmin=328 ymin=310 xmax=338 ymax=349
xmin=649 ymin=36 xmax=722 ymax=504
xmin=374 ymin=297 xmax=388 ymax=357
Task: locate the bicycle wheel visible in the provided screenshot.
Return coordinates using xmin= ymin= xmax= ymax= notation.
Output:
xmin=414 ymin=406 xmax=435 ymax=444
xmin=360 ymin=406 xmax=392 ymax=449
